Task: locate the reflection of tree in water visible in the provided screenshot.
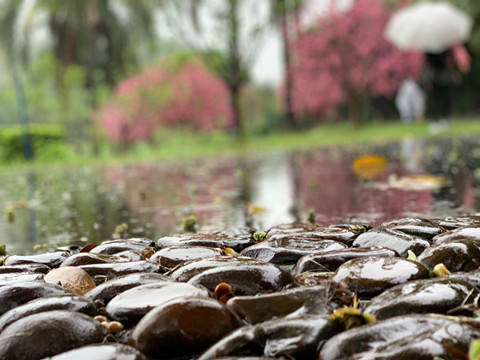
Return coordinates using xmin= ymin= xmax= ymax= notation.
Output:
xmin=295 ymin=149 xmax=357 ymax=225
xmin=105 ymin=159 xmax=241 ymax=236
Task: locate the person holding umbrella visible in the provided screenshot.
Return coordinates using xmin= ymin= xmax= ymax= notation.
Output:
xmin=385 ymin=1 xmax=473 ymax=121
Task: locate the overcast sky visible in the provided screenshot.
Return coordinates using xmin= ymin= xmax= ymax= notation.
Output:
xmin=252 ymin=0 xmax=353 ymax=87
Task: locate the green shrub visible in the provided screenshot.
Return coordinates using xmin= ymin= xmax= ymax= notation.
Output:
xmin=0 ymin=124 xmax=66 ymax=162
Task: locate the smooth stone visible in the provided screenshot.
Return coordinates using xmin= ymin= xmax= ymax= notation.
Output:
xmin=240 ymin=236 xmax=346 ymax=265
xmin=150 ymin=246 xmax=223 ymax=268
xmin=157 ymin=230 xmax=253 ymax=252
xmin=364 ymin=278 xmax=480 ymax=320
xmin=44 ymin=344 xmax=147 ymax=360
xmin=0 ymin=272 xmax=44 ymax=285
xmin=78 ymin=261 xmax=162 ymax=284
xmin=331 ymin=257 xmax=430 ymax=298
xmin=180 ymin=258 xmax=297 ymax=295
xmin=0 ymin=281 xmax=68 ymax=316
xmin=0 ymin=294 xmax=97 ymax=332
xmin=319 ymin=314 xmax=480 ymax=360
xmin=0 ymin=264 xmax=50 ymax=274
xmin=86 ymin=272 xmax=172 ymax=306
xmin=226 ymin=285 xmax=339 ymax=324
xmin=433 ymin=227 xmax=480 ymax=244
xmin=0 ymin=310 xmax=107 ymax=360
xmin=111 ymin=250 xmax=146 ymax=262
xmin=353 ymin=228 xmax=430 ymax=257
xmin=90 ymin=238 xmax=156 ymax=257
xmin=449 ymin=269 xmax=480 ymax=289
xmin=437 ymin=217 xmax=480 ymax=230
xmin=198 ymin=315 xmax=341 ymax=360
xmin=4 ymin=251 xmax=70 ymax=268
xmin=44 ymin=266 xmax=96 ymax=295
xmin=106 ymin=282 xmax=211 ymax=326
xmin=293 ymin=247 xmax=398 ymax=274
xmin=352 ymin=218 xmax=439 ymax=257
xmin=60 ymin=253 xmax=115 ymax=267
xmin=383 ymin=218 xmax=443 ymax=240
xmin=267 ymin=223 xmax=369 ymax=246
xmin=169 ymin=256 xmax=257 ymax=282
xmin=170 ymin=256 xmax=297 ymax=295
xmin=295 ymin=272 xmax=334 ymax=287
xmin=129 ymin=297 xmax=242 ymax=359
xmin=416 ymin=239 xmax=480 ymax=271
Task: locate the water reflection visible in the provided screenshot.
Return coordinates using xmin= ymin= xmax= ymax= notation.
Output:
xmin=2 ymin=137 xmax=480 ymax=254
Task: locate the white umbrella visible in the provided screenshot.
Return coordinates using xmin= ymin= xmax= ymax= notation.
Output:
xmin=385 ymin=1 xmax=473 ymax=54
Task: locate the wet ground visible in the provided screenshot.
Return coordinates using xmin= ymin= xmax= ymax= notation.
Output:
xmin=2 ymin=136 xmax=480 ymax=254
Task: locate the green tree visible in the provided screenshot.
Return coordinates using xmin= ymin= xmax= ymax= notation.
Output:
xmin=271 ymin=0 xmax=304 ymax=129
xmin=164 ymin=0 xmax=268 ymax=137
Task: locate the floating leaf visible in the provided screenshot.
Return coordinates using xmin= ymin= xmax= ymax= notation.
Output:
xmin=248 ymin=204 xmax=268 ymax=214
xmin=352 ymin=155 xmax=388 ymax=181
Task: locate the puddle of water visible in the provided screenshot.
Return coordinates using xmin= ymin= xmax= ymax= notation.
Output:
xmin=2 ymin=136 xmax=480 ymax=254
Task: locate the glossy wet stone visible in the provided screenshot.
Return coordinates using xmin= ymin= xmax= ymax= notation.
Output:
xmin=295 ymin=271 xmax=334 ymax=287
xmin=0 ymin=264 xmax=50 ymax=274
xmin=111 ymin=250 xmax=146 ymax=262
xmin=0 ymin=281 xmax=68 ymax=315
xmin=157 ymin=230 xmax=253 ymax=252
xmin=449 ymin=269 xmax=480 ymax=289
xmin=78 ymin=260 xmax=162 ymax=284
xmin=240 ymin=236 xmax=346 ymax=265
xmin=293 ymin=247 xmax=398 ymax=274
xmin=437 ymin=216 xmax=480 ymax=230
xmin=129 ymin=296 xmax=242 ymax=359
xmin=44 ymin=344 xmax=147 ymax=360
xmin=90 ymin=238 xmax=156 ymax=257
xmin=331 ymin=257 xmax=430 ymax=298
xmin=319 ymin=314 xmax=480 ymax=360
xmin=0 ymin=294 xmax=97 ymax=332
xmin=188 ymin=266 xmax=296 ymax=295
xmin=352 ymin=218 xmax=437 ymax=257
xmin=198 ymin=315 xmax=341 ymax=360
xmin=44 ymin=266 xmax=96 ymax=295
xmin=0 ymin=272 xmax=44 ymax=285
xmin=60 ymin=252 xmax=116 ymax=267
xmin=267 ymin=223 xmax=366 ymax=246
xmin=433 ymin=226 xmax=480 ymax=244
xmin=106 ymin=282 xmax=211 ymax=326
xmin=0 ymin=310 xmax=107 ymax=360
xmin=85 ymin=272 xmax=172 ymax=306
xmin=4 ymin=251 xmax=71 ymax=268
xmin=226 ymin=285 xmax=339 ymax=324
xmin=171 ymin=256 xmax=297 ymax=295
xmin=150 ymin=246 xmax=223 ymax=268
xmin=416 ymin=239 xmax=480 ymax=271
xmin=364 ymin=278 xmax=480 ymax=320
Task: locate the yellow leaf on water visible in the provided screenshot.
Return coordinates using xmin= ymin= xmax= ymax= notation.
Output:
xmin=248 ymin=204 xmax=268 ymax=214
xmin=352 ymin=155 xmax=388 ymax=181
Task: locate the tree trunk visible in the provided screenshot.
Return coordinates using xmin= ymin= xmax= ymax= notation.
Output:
xmin=348 ymin=88 xmax=361 ymax=125
xmin=229 ymin=83 xmax=244 ymax=137
xmin=280 ymin=0 xmax=297 ymax=129
xmin=227 ymin=0 xmax=245 ymax=137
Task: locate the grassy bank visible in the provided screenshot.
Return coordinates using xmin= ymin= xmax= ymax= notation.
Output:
xmin=118 ymin=119 xmax=480 ymax=162
xmin=6 ymin=119 xmax=480 ymax=168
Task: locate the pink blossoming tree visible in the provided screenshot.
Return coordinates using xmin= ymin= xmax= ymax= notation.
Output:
xmin=93 ymin=59 xmax=232 ymax=147
xmin=289 ymin=0 xmax=424 ymax=124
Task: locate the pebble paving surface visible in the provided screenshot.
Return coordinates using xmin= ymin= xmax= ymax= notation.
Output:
xmin=2 ymin=216 xmax=480 ymax=359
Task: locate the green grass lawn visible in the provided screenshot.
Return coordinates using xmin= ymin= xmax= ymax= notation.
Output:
xmin=119 ymin=119 xmax=480 ymax=162
xmin=7 ymin=119 xmax=480 ymax=168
